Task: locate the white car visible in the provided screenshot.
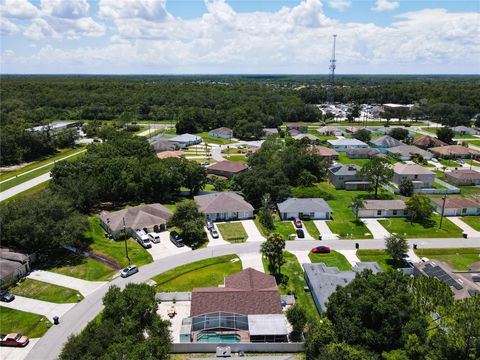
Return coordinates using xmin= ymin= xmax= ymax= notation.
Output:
xmin=402 ymin=254 xmax=413 ymax=263
xmin=120 ymin=265 xmax=138 ymax=278
xmin=431 ymin=158 xmax=439 ymax=163
xmin=420 ymin=257 xmax=430 ymax=263
xmin=135 ymin=230 xmax=152 ymax=249
xmin=148 ymin=232 xmax=161 ymax=244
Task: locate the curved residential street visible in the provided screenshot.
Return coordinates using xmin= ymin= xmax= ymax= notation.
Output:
xmin=25 ymin=236 xmax=480 ymax=360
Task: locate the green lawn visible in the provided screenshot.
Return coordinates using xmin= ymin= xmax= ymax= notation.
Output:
xmin=10 ymin=279 xmax=83 ymax=303
xmin=254 ymin=216 xmax=296 ymax=240
xmin=379 ymin=215 xmax=463 ymax=238
xmin=0 ymin=307 xmax=51 ymax=338
xmin=460 ymin=216 xmax=480 ymax=231
xmin=413 ymin=248 xmax=480 ymax=271
xmin=196 ymin=132 xmax=234 ymax=145
xmin=263 ymin=252 xmax=319 ymax=320
xmin=439 ymin=159 xmax=459 ymax=168
xmin=337 ymin=152 xmax=369 ymax=167
xmin=304 ymin=221 xmax=320 ymax=239
xmin=87 ymin=217 xmax=153 ymax=268
xmin=216 ymin=222 xmax=248 ymax=243
xmin=465 ymin=140 xmax=480 ymax=146
xmin=309 ymin=251 xmax=351 ymax=270
xmin=152 ymin=255 xmax=242 ymax=292
xmin=433 ymin=171 xmax=480 ymax=195
xmin=226 ymin=155 xmax=247 ymax=162
xmin=356 ymin=250 xmax=395 ymax=271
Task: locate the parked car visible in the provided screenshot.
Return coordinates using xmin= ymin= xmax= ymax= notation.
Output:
xmin=0 ymin=333 xmax=29 ymax=347
xmin=120 ymin=265 xmax=138 ymax=278
xmin=170 ymin=231 xmax=185 ymax=247
xmin=210 ymin=228 xmax=219 ymax=239
xmin=135 ymin=230 xmax=152 ymax=249
xmin=431 ymin=158 xmax=439 ymax=163
xmin=148 ymin=232 xmax=161 ymax=244
xmin=201 ymin=161 xmax=210 ymax=166
xmin=207 ymin=220 xmax=214 ymax=230
xmin=0 ymin=290 xmax=14 ymax=302
xmin=296 ymin=229 xmax=305 ymax=238
xmin=402 ymin=253 xmax=413 ymax=263
xmin=311 ymin=246 xmax=331 ymax=254
xmin=294 ymin=218 xmax=303 ymax=228
xmin=420 ymin=257 xmax=430 ymax=263
xmin=457 ymin=159 xmax=465 ymax=164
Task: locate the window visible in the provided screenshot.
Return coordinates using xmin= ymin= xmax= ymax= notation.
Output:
xmin=462 ymin=208 xmax=467 ymax=214
xmin=392 ymin=210 xmax=397 ymax=215
xmin=404 ymin=210 xmax=408 ymax=215
xmin=377 ymin=210 xmax=382 ymax=216
xmin=414 ymin=175 xmax=418 ymax=179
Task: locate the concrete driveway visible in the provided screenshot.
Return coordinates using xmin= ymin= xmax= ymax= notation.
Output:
xmin=27 ymin=271 xmax=106 ymax=297
xmin=146 ymin=232 xmax=190 ymax=260
xmin=0 ymin=296 xmax=76 ymax=322
xmin=362 ymin=219 xmax=390 ymax=240
xmin=206 ymin=225 xmax=229 ymax=247
xmin=242 ymin=219 xmax=266 ymax=242
xmin=238 ymin=252 xmax=265 ymax=273
xmin=337 ymin=250 xmax=360 ymax=267
xmin=313 ymin=220 xmax=337 ymax=240
xmin=448 ymin=217 xmax=480 ymax=238
xmin=291 ymin=251 xmax=311 ymax=266
xmin=1 ymin=338 xmax=40 ymax=360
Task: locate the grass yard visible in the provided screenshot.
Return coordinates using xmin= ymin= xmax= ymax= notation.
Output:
xmin=439 ymin=159 xmax=460 ymax=168
xmin=216 ymin=222 xmax=248 ymax=243
xmin=303 ymin=221 xmax=320 ymax=239
xmin=263 ymin=252 xmax=319 ymax=320
xmin=379 ymin=214 xmax=463 ymax=238
xmin=226 ymin=155 xmax=247 ymax=162
xmin=433 ymin=171 xmax=480 ymax=196
xmin=196 ymin=132 xmax=234 ymax=145
xmin=87 ymin=217 xmax=153 ymax=268
xmin=152 ymin=255 xmax=242 ymax=292
xmin=337 ymin=152 xmax=369 ymax=166
xmin=0 ymin=307 xmax=50 ymax=338
xmin=356 ymin=250 xmax=395 ymax=271
xmin=460 ymin=216 xmax=480 ymax=231
xmin=413 ymin=248 xmax=480 ymax=271
xmin=10 ymin=278 xmax=83 ymax=303
xmin=254 ymin=216 xmax=296 ymax=240
xmin=309 ymin=251 xmax=351 ymax=270
xmin=465 ymin=140 xmax=480 ymax=147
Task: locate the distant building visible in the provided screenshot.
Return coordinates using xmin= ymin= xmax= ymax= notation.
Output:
xmin=30 ymin=121 xmax=80 ymax=134
xmin=316 ymin=126 xmax=342 ymax=136
xmin=208 ymin=127 xmax=233 ymax=139
xmin=304 ymin=262 xmax=383 ymax=314
xmin=310 ymin=146 xmax=339 ymax=161
xmin=194 ymin=192 xmax=254 ymax=221
xmin=370 ymin=135 xmax=403 ymax=153
xmin=207 ymin=160 xmax=248 ymax=179
xmin=452 ymin=126 xmax=479 ymax=136
xmin=386 ymin=145 xmax=433 ymax=161
xmin=288 ymin=129 xmax=301 ymax=136
xmin=430 ymin=197 xmax=480 ymax=217
xmin=413 ymin=135 xmax=447 ymax=149
xmin=168 ymin=134 xmax=202 ymax=148
xmin=383 ymin=103 xmax=414 ymax=109
xmin=328 ymin=164 xmax=371 ymax=190
xmin=0 ymin=250 xmax=31 ymax=287
xmin=346 ymin=148 xmax=380 ymax=159
xmin=156 ymin=151 xmax=185 ymax=159
xmin=430 ymin=145 xmax=477 ymax=159
xmin=262 ymin=128 xmax=279 ymax=137
xmin=392 ymin=163 xmax=435 ymax=189
xmin=358 ymin=200 xmax=409 ymax=218
xmin=286 ymin=122 xmax=308 ymax=134
xmin=327 ymin=139 xmax=369 ymax=152
xmin=277 ymin=198 xmax=332 ymax=220
xmin=292 ymin=133 xmax=319 ymax=141
xmin=151 ymin=139 xmax=176 ymax=152
xmin=445 ymin=169 xmax=480 ymax=186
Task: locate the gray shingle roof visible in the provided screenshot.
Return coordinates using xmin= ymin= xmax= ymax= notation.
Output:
xmin=362 ymin=200 xmax=406 ymax=210
xmin=169 ymin=133 xmax=202 ymax=143
xmin=393 ymin=163 xmax=434 ymax=175
xmin=329 ymin=164 xmax=362 ymax=176
xmin=194 ymin=192 xmax=254 ymax=214
xmin=371 ymin=135 xmax=403 ymax=148
xmin=387 ymin=145 xmax=432 ymax=158
xmin=277 ymin=198 xmax=332 ymax=214
xmin=327 ymin=139 xmax=368 ymax=146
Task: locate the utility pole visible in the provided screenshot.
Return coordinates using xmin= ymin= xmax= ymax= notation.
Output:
xmin=327 ymin=34 xmax=337 ymax=104
xmin=439 ymin=194 xmax=447 ymax=229
xmin=123 ymin=217 xmax=130 ymax=263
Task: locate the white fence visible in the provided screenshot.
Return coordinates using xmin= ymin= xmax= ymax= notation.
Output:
xmin=171 ymin=342 xmax=304 ymax=353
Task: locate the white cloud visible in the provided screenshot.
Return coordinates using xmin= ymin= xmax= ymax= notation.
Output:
xmin=24 ymin=18 xmax=60 ymax=40
xmin=329 ymin=0 xmax=351 ymax=11
xmin=41 ymin=0 xmax=89 ymax=19
xmin=372 ymin=0 xmax=400 ymax=12
xmin=0 ymin=17 xmax=19 ymax=35
xmin=0 ymin=0 xmax=38 ymax=19
xmin=98 ymin=0 xmax=170 ymax=21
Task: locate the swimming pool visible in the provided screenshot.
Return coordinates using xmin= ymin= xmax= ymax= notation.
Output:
xmin=197 ymin=333 xmax=241 ymax=343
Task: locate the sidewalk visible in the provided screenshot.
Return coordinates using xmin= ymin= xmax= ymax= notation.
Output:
xmin=337 ymin=250 xmax=360 ymax=267
xmin=291 ymin=251 xmax=311 ymax=265
xmin=313 ymin=220 xmax=337 ymax=240
xmin=448 ymin=217 xmax=480 ymax=238
xmin=362 ymin=219 xmax=390 ymax=240
xmin=28 ymin=270 xmax=106 ymax=297
xmin=0 ymin=173 xmax=51 ymax=202
xmin=0 ymin=296 xmax=76 ymax=322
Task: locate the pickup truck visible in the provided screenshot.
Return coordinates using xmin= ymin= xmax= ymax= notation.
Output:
xmin=0 ymin=333 xmax=29 ymax=347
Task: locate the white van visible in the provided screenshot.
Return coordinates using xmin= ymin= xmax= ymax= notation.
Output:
xmin=148 ymin=232 xmax=161 ymax=244
xmin=135 ymin=230 xmax=152 ymax=249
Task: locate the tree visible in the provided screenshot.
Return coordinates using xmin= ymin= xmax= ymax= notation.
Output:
xmin=385 ymin=234 xmax=408 ymax=264
xmin=168 ymin=200 xmax=207 ymax=247
xmin=352 ymin=129 xmax=371 ymax=143
xmin=286 ymin=304 xmax=307 ymax=341
xmin=389 ymin=128 xmax=409 ymax=141
xmin=358 ymin=157 xmax=394 ymax=199
xmin=179 ymin=159 xmax=207 ymax=195
xmin=436 ymin=127 xmax=454 ymax=144
xmin=399 ymin=179 xmax=414 ymax=197
xmin=260 ymin=234 xmax=286 ymax=277
xmin=298 ymin=169 xmax=317 ymax=187
xmin=318 ymin=342 xmax=376 ymax=360
xmin=351 ymin=196 xmax=364 ymax=220
xmin=59 ymin=283 xmax=171 ymax=360
xmin=409 ymin=276 xmax=454 ymax=316
xmin=406 ymin=194 xmax=434 ymax=223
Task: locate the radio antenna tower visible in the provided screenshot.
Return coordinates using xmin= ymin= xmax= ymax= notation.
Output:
xmin=327 ymin=34 xmax=337 ymax=104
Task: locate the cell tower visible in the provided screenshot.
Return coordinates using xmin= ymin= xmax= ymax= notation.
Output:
xmin=327 ymin=34 xmax=337 ymax=104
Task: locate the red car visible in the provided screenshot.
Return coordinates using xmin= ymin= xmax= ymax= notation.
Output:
xmin=311 ymin=246 xmax=331 ymax=254
xmin=294 ymin=218 xmax=302 ymax=228
xmin=0 ymin=333 xmax=29 ymax=347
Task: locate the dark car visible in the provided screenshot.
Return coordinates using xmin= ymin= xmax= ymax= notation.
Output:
xmin=0 ymin=333 xmax=29 ymax=347
xmin=170 ymin=231 xmax=185 ymax=247
xmin=207 ymin=220 xmax=214 ymax=230
xmin=0 ymin=290 xmax=14 ymax=302
xmin=120 ymin=265 xmax=138 ymax=278
xmin=296 ymin=229 xmax=305 ymax=238
xmin=294 ymin=218 xmax=303 ymax=228
xmin=311 ymin=246 xmax=331 ymax=254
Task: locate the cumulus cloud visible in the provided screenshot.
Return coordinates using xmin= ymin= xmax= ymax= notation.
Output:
xmin=0 ymin=17 xmax=19 ymax=35
xmin=41 ymin=0 xmax=90 ymax=19
xmin=24 ymin=18 xmax=60 ymax=40
xmin=372 ymin=0 xmax=400 ymax=12
xmin=329 ymin=0 xmax=351 ymax=11
xmin=0 ymin=0 xmax=38 ymax=19
xmin=98 ymin=0 xmax=170 ymax=21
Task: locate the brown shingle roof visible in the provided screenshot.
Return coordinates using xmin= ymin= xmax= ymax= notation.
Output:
xmin=393 ymin=163 xmax=434 ymax=175
xmin=207 ymin=160 xmax=247 ymax=174
xmin=310 ymin=146 xmax=339 ymax=157
xmin=190 ymin=268 xmax=282 ymax=316
xmin=209 ymin=127 xmax=233 ymax=135
xmin=413 ymin=135 xmax=447 ymax=148
xmin=152 ymin=139 xmax=176 ymax=152
xmin=431 ymin=197 xmax=480 ymax=209
xmin=446 ymin=169 xmax=480 ymax=180
xmin=99 ymin=204 xmax=172 ymax=233
xmin=363 ymin=200 xmax=406 ymax=210
xmin=430 ymin=145 xmax=476 ymax=156
xmin=194 ymin=192 xmax=254 ymax=214
xmin=156 ymin=151 xmax=185 ymax=159
xmin=387 ymin=145 xmax=432 ymax=158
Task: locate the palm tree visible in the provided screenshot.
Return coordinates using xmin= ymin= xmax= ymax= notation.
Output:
xmin=260 ymin=233 xmax=286 ymax=276
xmin=351 ymin=196 xmax=364 ymax=221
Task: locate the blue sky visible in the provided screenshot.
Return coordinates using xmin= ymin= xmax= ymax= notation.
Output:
xmin=1 ymin=0 xmax=479 ymax=74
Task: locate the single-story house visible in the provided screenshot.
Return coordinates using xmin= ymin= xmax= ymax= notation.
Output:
xmin=386 ymin=145 xmax=433 ymax=161
xmin=262 ymin=128 xmax=279 ymax=137
xmin=326 ymin=139 xmax=369 ymax=152
xmin=452 ymin=126 xmax=479 ymax=136
xmin=194 ymin=192 xmax=254 ymax=221
xmin=292 ymin=133 xmax=319 ymax=141
xmin=445 ymin=169 xmax=480 ymax=186
xmin=207 ymin=160 xmax=248 ymax=179
xmin=316 ymin=126 xmax=342 ymax=136
xmin=328 ymin=164 xmax=371 ymax=190
xmin=413 ymin=135 xmax=447 ymax=149
xmin=30 ymin=121 xmax=80 ymax=134
xmin=431 ymin=197 xmax=480 ymax=217
xmin=99 ymin=204 xmax=172 ymax=238
xmin=286 ymin=122 xmax=308 ymax=134
xmin=370 ymin=135 xmax=403 ymax=153
xmin=430 ymin=145 xmax=477 ymax=159
xmin=346 ymin=148 xmax=380 ymax=159
xmin=182 ymin=268 xmax=288 ymax=343
xmin=168 ymin=133 xmax=202 ymax=148
xmin=288 ymin=129 xmax=301 ymax=136
xmin=156 ymin=151 xmax=185 ymax=159
xmin=310 ymin=146 xmax=339 ymax=161
xmin=392 ymin=163 xmax=435 ymax=189
xmin=358 ymin=200 xmax=409 ymax=218
xmin=277 ymin=198 xmax=332 ymax=220
xmin=208 ymin=127 xmax=233 ymax=139
xmin=0 ymin=250 xmax=31 ymax=287
xmin=151 ymin=139 xmax=176 ymax=152
xmin=304 ymin=262 xmax=382 ymax=314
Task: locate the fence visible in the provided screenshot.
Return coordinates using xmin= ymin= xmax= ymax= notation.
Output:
xmin=171 ymin=342 xmax=304 ymax=353
xmin=156 ymin=292 xmax=192 ymax=301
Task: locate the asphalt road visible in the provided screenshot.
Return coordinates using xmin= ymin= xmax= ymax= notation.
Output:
xmin=26 ymin=237 xmax=480 ymax=360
